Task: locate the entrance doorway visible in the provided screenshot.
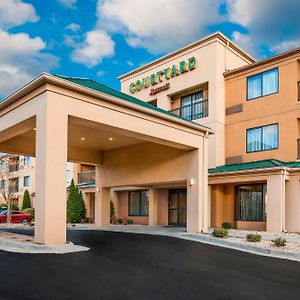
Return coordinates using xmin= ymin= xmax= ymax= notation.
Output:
xmin=168 ymin=189 xmax=187 ymax=226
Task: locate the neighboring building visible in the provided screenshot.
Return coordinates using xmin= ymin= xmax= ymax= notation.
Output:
xmin=0 ymin=153 xmax=76 ymax=209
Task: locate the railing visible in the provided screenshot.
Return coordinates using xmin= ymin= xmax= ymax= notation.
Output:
xmin=169 ymin=99 xmax=208 ymax=121
xmin=78 ymin=170 xmax=96 ymax=184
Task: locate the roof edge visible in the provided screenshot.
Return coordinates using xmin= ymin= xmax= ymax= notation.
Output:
xmin=118 ymin=32 xmax=256 ymax=81
xmin=0 ymin=73 xmax=213 ymax=135
xmin=224 ymin=47 xmax=300 ymax=78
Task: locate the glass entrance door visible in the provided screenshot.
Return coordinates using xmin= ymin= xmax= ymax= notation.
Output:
xmin=168 ymin=189 xmax=187 ymax=226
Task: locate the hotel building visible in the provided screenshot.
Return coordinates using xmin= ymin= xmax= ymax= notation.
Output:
xmin=1 ymin=32 xmax=300 ymax=244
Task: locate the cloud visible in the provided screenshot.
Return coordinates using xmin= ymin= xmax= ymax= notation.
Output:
xmin=65 ymin=23 xmax=81 ymax=32
xmin=96 ymin=70 xmax=106 ymax=77
xmin=0 ymin=30 xmax=58 ymax=97
xmin=126 ymin=60 xmax=134 ymax=67
xmin=270 ymin=39 xmax=300 ymax=53
xmin=226 ymin=0 xmax=300 ymax=56
xmin=96 ymin=0 xmax=224 ymax=54
xmin=56 ymin=0 xmax=77 ymax=9
xmin=70 ymin=30 xmax=115 ymax=67
xmin=0 ymin=0 xmax=39 ymax=29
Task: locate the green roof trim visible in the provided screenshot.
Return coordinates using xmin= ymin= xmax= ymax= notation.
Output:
xmin=208 ymin=159 xmax=300 ymax=174
xmin=77 ymin=181 xmax=95 ymax=188
xmin=55 ymin=75 xmax=207 ymax=127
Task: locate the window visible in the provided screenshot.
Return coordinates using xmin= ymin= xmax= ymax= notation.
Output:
xmin=247 ymin=124 xmax=278 ymax=153
xmin=128 ymin=191 xmax=149 ymax=216
xmin=23 ymin=156 xmax=30 ymax=166
xmin=1 ymin=160 xmax=7 ymax=171
xmin=235 ymin=184 xmax=267 ymax=221
xmin=181 ymin=91 xmax=208 ymax=120
xmin=23 ymin=176 xmax=30 ymax=187
xmin=247 ymin=68 xmax=278 ymax=100
xmin=0 ymin=180 xmax=5 ymax=189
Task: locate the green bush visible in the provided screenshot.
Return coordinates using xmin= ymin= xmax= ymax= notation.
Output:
xmin=11 ymin=203 xmax=19 ymax=211
xmin=22 ymin=189 xmax=31 ymax=210
xmin=222 ymin=222 xmax=232 ymax=229
xmin=272 ymin=237 xmax=287 ymax=247
xmin=246 ymin=233 xmax=261 ymax=243
xmin=22 ymin=208 xmax=35 ymax=219
xmin=212 ymin=228 xmax=228 ymax=238
xmin=67 ymin=180 xmax=86 ymax=223
xmin=117 ymin=218 xmax=123 ymax=224
xmin=127 ymin=219 xmax=134 ymax=225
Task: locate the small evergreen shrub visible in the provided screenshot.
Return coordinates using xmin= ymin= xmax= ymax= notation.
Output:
xmin=272 ymin=237 xmax=287 ymax=247
xmin=222 ymin=222 xmax=232 ymax=229
xmin=22 ymin=189 xmax=31 ymax=210
xmin=127 ymin=219 xmax=134 ymax=224
xmin=117 ymin=218 xmax=123 ymax=224
xmin=22 ymin=208 xmax=35 ymax=219
xmin=246 ymin=233 xmax=261 ymax=243
xmin=212 ymin=228 xmax=228 ymax=238
xmin=67 ymin=180 xmax=86 ymax=223
xmin=11 ymin=203 xmax=19 ymax=211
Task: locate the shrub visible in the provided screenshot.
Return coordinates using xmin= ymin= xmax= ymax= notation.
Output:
xmin=11 ymin=203 xmax=19 ymax=211
xmin=246 ymin=233 xmax=261 ymax=243
xmin=272 ymin=237 xmax=287 ymax=247
xmin=22 ymin=208 xmax=35 ymax=220
xmin=222 ymin=222 xmax=232 ymax=229
xmin=22 ymin=189 xmax=31 ymax=210
xmin=127 ymin=219 xmax=134 ymax=225
xmin=212 ymin=228 xmax=228 ymax=238
xmin=110 ymin=200 xmax=115 ymax=219
xmin=67 ymin=180 xmax=86 ymax=223
xmin=117 ymin=218 xmax=123 ymax=224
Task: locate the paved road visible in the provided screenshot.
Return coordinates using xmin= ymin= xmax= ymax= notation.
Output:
xmin=0 ymin=229 xmax=300 ymax=300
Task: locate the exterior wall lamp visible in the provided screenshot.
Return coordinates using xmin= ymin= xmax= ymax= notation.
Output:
xmin=189 ymin=178 xmax=195 ymax=186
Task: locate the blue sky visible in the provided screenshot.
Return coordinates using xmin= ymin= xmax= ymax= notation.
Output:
xmin=1 ymin=0 xmax=300 ymax=98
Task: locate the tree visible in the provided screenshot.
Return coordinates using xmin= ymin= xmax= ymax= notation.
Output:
xmin=67 ymin=179 xmax=86 ymax=223
xmin=22 ymin=189 xmax=31 ymax=210
xmin=0 ymin=154 xmax=20 ymax=223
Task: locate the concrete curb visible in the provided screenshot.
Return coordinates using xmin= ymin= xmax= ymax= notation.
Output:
xmin=0 ymin=238 xmax=90 ymax=254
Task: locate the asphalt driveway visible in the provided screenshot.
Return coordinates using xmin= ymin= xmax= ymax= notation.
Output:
xmin=0 ymin=229 xmax=300 ymax=300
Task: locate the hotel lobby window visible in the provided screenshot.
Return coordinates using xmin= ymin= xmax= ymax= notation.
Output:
xmin=247 ymin=123 xmax=278 ymax=152
xmin=247 ymin=68 xmax=278 ymax=100
xmin=128 ymin=191 xmax=149 ymax=216
xmin=180 ymin=91 xmax=208 ymax=120
xmin=236 ymin=184 xmax=267 ymax=221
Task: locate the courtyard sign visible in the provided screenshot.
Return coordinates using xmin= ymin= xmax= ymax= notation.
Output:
xmin=129 ymin=56 xmax=197 ymax=94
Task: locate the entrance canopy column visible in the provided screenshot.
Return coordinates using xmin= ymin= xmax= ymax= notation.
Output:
xmin=149 ymin=188 xmax=158 ymax=226
xmin=35 ymin=97 xmax=68 ymax=244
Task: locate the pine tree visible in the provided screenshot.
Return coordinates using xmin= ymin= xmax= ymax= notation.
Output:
xmin=22 ymin=189 xmax=31 ymax=210
xmin=67 ymin=180 xmax=86 ymax=223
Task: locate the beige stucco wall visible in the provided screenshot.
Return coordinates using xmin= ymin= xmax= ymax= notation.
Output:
xmin=120 ymin=36 xmax=252 ymax=168
xmin=225 ymin=54 xmax=300 ymax=162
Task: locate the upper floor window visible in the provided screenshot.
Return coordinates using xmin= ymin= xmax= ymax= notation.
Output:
xmin=23 ymin=176 xmax=30 ymax=187
xmin=247 ymin=68 xmax=278 ymax=100
xmin=23 ymin=156 xmax=30 ymax=166
xmin=247 ymin=123 xmax=279 ymax=153
xmin=180 ymin=91 xmax=208 ymax=120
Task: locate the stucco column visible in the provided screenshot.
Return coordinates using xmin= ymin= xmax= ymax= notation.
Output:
xmin=35 ymin=102 xmax=68 ymax=244
xmin=267 ymin=173 xmax=286 ymax=232
xmin=82 ymin=192 xmax=91 ymax=220
xmin=149 ymin=188 xmax=158 ymax=226
xmin=94 ymin=165 xmax=110 ymax=226
xmin=110 ymin=189 xmax=118 ymax=219
xmin=187 ymin=136 xmax=208 ymax=233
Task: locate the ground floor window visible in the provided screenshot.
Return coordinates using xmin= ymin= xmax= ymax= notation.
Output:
xmin=235 ymin=184 xmax=267 ymax=221
xmin=128 ymin=191 xmax=149 ymax=216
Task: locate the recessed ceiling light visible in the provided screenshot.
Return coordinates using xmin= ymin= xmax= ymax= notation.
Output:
xmin=33 ymin=128 xmax=37 ymax=131
xmin=81 ymin=137 xmax=85 ymax=141
xmin=109 ymin=137 xmax=113 ymax=141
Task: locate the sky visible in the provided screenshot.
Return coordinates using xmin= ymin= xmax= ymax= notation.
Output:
xmin=1 ymin=0 xmax=300 ymax=98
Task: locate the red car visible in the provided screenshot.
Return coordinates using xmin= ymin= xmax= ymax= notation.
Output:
xmin=0 ymin=210 xmax=32 ymax=224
